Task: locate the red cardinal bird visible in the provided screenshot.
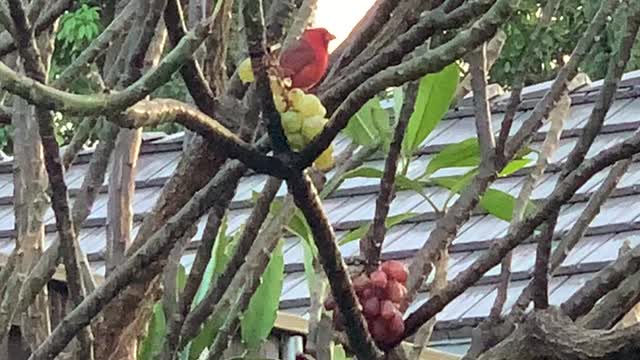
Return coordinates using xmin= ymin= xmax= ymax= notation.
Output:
xmin=278 ymin=28 xmax=336 ymax=90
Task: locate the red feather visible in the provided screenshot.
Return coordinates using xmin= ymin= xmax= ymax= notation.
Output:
xmin=279 ymin=28 xmax=336 ymax=90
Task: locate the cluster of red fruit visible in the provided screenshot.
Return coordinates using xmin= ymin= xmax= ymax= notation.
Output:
xmin=324 ymin=260 xmax=408 ymax=347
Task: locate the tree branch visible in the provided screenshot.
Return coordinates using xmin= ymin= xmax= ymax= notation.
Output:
xmin=494 ymin=0 xmax=562 ymax=163
xmin=561 ymin=242 xmax=640 ymax=321
xmin=478 ymin=309 xmax=640 ymax=360
xmin=360 ymin=81 xmax=415 ymax=273
xmin=469 ymin=43 xmax=496 ymax=166
xmin=323 ymin=0 xmax=401 ymax=85
xmin=510 ymin=1 xmax=640 ymax=317
xmin=578 ymin=267 xmax=640 ymax=330
xmin=205 ymin=195 xmax=293 ymax=356
xmin=123 ymin=99 xmax=288 ymax=177
xmin=0 ymin=5 xmax=234 ymax=119
xmin=27 ymin=160 xmax=246 ymax=360
xmin=168 ymin=177 xmax=281 ymax=357
xmin=287 ymin=171 xmax=382 ymax=359
xmin=401 ymin=130 xmax=640 ymax=343
xmin=8 ymin=0 xmax=92 ymax=356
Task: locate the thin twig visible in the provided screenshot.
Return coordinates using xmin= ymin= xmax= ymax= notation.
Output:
xmin=494 ymin=0 xmax=563 ymax=163
xmin=361 ymin=81 xmax=416 ymax=273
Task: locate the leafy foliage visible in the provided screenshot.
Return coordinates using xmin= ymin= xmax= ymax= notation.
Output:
xmin=492 ymin=0 xmax=640 ymax=86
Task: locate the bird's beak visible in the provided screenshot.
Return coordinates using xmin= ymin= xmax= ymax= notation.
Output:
xmin=327 ymin=33 xmax=336 ymax=41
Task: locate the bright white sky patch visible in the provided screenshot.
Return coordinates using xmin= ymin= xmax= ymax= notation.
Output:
xmin=314 ymin=0 xmax=375 ymax=52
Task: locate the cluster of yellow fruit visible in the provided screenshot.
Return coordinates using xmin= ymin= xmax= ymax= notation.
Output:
xmin=238 ymin=59 xmax=334 ymax=171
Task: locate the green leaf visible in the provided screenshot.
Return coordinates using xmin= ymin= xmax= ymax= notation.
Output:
xmin=338 ymin=213 xmax=418 ymax=246
xmin=186 ymin=311 xmax=226 ymax=360
xmin=333 ymin=344 xmax=351 ymax=360
xmin=192 ymin=217 xmax=231 ymax=306
xmin=177 ymin=264 xmax=187 ymax=292
xmin=402 ymin=63 xmax=460 ymax=156
xmin=499 ymin=158 xmax=531 ymax=177
xmin=433 ymin=176 xmax=536 ymax=221
xmin=241 ymin=241 xmax=285 ymax=349
xmin=137 ymin=303 xmax=166 ymax=360
xmin=343 ymin=97 xmax=390 ymax=147
xmin=424 ymin=138 xmax=481 ymax=177
xmin=479 ymin=189 xmax=524 ymax=221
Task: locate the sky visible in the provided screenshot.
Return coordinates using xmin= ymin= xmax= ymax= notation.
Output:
xmin=313 ymin=0 xmax=375 ymax=52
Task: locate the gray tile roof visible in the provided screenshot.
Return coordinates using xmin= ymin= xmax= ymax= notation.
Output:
xmin=1 ymin=71 xmax=640 ymax=342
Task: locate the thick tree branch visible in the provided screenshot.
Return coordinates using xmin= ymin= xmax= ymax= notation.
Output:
xmin=478 ymin=309 xmax=640 ymax=360
xmin=562 ymin=242 xmax=640 ymax=321
xmin=287 ymin=171 xmax=382 ymax=359
xmin=0 ymin=5 xmax=235 ymax=119
xmin=578 ymin=267 xmax=640 ymax=330
xmin=124 ymin=99 xmax=288 ymax=177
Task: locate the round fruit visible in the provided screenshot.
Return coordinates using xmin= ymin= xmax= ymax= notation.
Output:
xmin=286 ymin=133 xmax=305 ymax=150
xmin=369 ymin=318 xmax=387 ymax=342
xmin=288 ymin=88 xmax=306 ymax=108
xmin=280 ymin=111 xmax=303 ymax=134
xmin=301 ymin=115 xmax=327 ymax=141
xmin=297 ymin=94 xmax=326 ymax=118
xmin=389 ymin=311 xmax=405 ymax=339
xmin=380 ymin=300 xmax=396 ymax=320
xmin=361 ymin=286 xmax=377 ymax=300
xmin=370 ymin=270 xmax=388 ymax=289
xmin=385 ymin=280 xmax=407 ymax=303
xmin=362 ymin=297 xmax=380 ymax=318
xmin=381 ymin=260 xmax=408 ymax=284
xmin=238 ymin=58 xmax=254 ymax=83
xmin=324 ymin=296 xmax=336 ymax=311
